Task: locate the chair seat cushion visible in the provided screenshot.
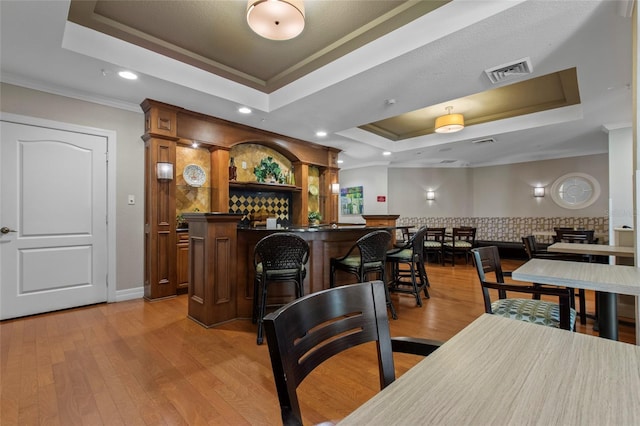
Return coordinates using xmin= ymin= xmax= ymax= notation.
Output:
xmin=491 ymin=298 xmax=576 ymax=329
xmin=444 ymin=241 xmax=472 ymax=248
xmin=256 ymin=262 xmax=305 ymax=278
xmin=336 ymin=256 xmax=383 ymax=269
xmin=386 ymin=248 xmax=413 ymax=261
xmin=424 ymin=241 xmax=442 ymax=248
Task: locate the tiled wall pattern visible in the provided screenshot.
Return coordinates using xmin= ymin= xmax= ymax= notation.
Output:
xmin=397 ymin=216 xmax=609 ymax=243
xmin=176 ymin=145 xmax=211 ymax=214
xmin=230 ymin=144 xmax=292 ymax=183
xmin=229 ymin=191 xmax=291 ymax=226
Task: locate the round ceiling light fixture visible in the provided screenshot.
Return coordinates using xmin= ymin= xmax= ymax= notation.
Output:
xmin=435 ymin=106 xmax=465 ymax=134
xmin=247 ymin=0 xmax=305 ymax=41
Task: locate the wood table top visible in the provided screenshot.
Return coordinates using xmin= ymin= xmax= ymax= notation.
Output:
xmin=511 ymin=258 xmax=640 ymax=296
xmin=339 ymin=314 xmax=640 ymax=425
xmin=547 ymin=242 xmax=635 ymax=257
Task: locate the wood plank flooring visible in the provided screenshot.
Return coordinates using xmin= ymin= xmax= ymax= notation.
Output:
xmin=1 ymin=259 xmax=635 ymax=425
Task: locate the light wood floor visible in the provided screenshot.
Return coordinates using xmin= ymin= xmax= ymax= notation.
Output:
xmin=1 ymin=259 xmax=635 ymax=425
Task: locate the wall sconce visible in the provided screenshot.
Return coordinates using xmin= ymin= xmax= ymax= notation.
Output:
xmin=156 ymin=162 xmax=173 ymax=180
xmin=534 ymin=186 xmax=545 ymax=197
xmin=331 ymin=183 xmax=340 ymax=195
xmin=426 ymin=190 xmax=435 ymax=201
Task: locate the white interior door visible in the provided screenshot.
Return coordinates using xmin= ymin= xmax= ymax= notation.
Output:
xmin=0 ymin=120 xmax=108 ymax=320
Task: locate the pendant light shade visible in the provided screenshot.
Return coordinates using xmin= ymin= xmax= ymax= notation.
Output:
xmin=435 ymin=106 xmax=465 ymax=134
xmin=247 ymin=0 xmax=305 ymax=41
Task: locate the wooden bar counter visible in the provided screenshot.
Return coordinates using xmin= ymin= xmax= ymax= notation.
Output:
xmin=185 ymin=214 xmax=393 ymax=327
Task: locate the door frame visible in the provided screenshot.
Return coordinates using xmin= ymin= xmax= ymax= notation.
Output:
xmin=0 ymin=112 xmax=117 ymax=303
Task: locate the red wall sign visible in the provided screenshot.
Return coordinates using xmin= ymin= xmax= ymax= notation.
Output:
xmin=377 ymin=196 xmax=386 ymax=202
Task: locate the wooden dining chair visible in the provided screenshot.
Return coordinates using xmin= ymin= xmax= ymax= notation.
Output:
xmin=423 ymin=227 xmax=446 ymax=265
xmin=471 ymin=246 xmax=576 ymax=330
xmin=523 ymin=235 xmax=588 ymax=325
xmin=553 ymin=229 xmax=597 ymax=244
xmin=443 ymin=227 xmax=476 ymax=266
xmin=263 ymin=281 xmax=443 ymax=426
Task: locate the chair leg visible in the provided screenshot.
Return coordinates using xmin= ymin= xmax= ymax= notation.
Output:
xmin=578 ymin=288 xmax=587 ymax=325
xmin=384 ymin=281 xmax=398 ymax=320
xmin=419 ymin=259 xmax=430 ymax=298
xmin=257 ymin=279 xmax=268 ymax=345
xmin=409 ymin=262 xmax=422 ymax=307
xmin=329 ymin=261 xmax=336 ymax=288
xmin=252 ymin=278 xmax=260 ymax=324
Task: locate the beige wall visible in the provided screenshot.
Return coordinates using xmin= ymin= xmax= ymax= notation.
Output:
xmin=1 ymin=83 xmax=144 ymax=293
xmin=388 ymin=167 xmax=474 ymax=217
xmin=383 ymin=153 xmax=608 ymax=218
xmin=472 ymin=154 xmax=608 ymax=217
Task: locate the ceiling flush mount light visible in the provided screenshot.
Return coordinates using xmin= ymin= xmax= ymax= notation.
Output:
xmin=435 ymin=106 xmax=464 ymax=134
xmin=534 ymin=186 xmax=545 ymax=197
xmin=247 ymin=0 xmax=305 ymax=41
xmin=118 ymin=70 xmax=138 ymax=80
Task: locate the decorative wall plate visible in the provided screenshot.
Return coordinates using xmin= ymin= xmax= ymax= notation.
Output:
xmin=183 ymin=164 xmax=206 ymax=187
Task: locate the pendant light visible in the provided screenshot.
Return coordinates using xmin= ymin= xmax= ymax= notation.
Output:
xmin=435 ymin=106 xmax=465 ymax=134
xmin=247 ymin=0 xmax=305 ymax=41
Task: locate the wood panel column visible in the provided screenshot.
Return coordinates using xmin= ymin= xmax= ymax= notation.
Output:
xmin=183 ymin=213 xmax=243 ymax=327
xmin=320 ymin=167 xmax=339 ymax=224
xmin=142 ymin=101 xmax=179 ymax=299
xmin=210 ymin=148 xmax=230 ymax=212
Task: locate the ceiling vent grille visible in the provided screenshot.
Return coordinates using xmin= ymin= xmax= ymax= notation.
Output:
xmin=471 ymin=138 xmax=496 ymax=145
xmin=485 ymin=57 xmax=532 ymax=84
xmin=439 ymin=159 xmax=456 ymax=164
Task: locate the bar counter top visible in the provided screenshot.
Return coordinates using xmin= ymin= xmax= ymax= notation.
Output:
xmin=237 ymin=224 xmax=388 ymax=232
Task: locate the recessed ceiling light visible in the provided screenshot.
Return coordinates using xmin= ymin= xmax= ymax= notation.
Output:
xmin=118 ymin=70 xmax=138 ymax=80
xmin=337 ymin=159 xmax=344 ymax=164
xmin=316 ymin=131 xmax=327 ymax=137
xmin=192 ymin=140 xmax=199 ymax=148
xmin=238 ymin=106 xmax=252 ymax=114
xmin=382 ymin=151 xmax=391 ymax=156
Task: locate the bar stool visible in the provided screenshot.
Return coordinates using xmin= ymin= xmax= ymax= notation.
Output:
xmin=387 ymin=226 xmax=430 ymax=306
xmin=253 ymin=232 xmax=309 ymax=345
xmin=329 ymin=230 xmax=397 ymax=319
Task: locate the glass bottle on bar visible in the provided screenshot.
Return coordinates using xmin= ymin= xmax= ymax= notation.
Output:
xmin=229 ymin=157 xmax=237 ymax=181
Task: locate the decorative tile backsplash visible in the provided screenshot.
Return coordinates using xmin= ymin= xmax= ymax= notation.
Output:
xmin=229 ymin=191 xmax=291 ymax=226
xmin=397 ymin=216 xmax=609 ymax=243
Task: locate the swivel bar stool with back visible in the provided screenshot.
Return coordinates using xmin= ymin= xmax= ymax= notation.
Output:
xmin=330 ymin=230 xmax=397 ymax=319
xmin=386 ymin=226 xmax=430 ymax=307
xmin=253 ymin=232 xmax=310 ymax=345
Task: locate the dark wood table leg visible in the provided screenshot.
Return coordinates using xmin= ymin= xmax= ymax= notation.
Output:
xmin=597 ymin=291 xmax=618 ymax=340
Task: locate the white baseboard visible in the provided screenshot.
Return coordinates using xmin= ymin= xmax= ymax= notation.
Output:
xmin=115 ymin=286 xmax=144 ymax=302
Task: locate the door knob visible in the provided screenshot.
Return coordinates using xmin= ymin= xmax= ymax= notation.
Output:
xmin=1 ymin=227 xmax=17 ymax=234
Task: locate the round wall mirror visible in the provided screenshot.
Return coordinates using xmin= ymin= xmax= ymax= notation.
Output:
xmin=550 ymin=172 xmax=600 ymax=209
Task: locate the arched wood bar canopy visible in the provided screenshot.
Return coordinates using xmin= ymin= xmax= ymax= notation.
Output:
xmin=141 ymin=99 xmax=340 ymax=300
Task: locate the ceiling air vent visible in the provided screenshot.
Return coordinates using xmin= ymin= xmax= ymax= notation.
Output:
xmin=471 ymin=138 xmax=496 ymax=145
xmin=484 ymin=57 xmax=532 ymax=84
xmin=439 ymin=159 xmax=456 ymax=164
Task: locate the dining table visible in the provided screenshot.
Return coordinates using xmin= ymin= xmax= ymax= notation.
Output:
xmin=338 ymin=314 xmax=640 ymax=425
xmin=547 ymin=242 xmax=634 ymax=258
xmin=512 ymin=258 xmax=640 ymax=343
